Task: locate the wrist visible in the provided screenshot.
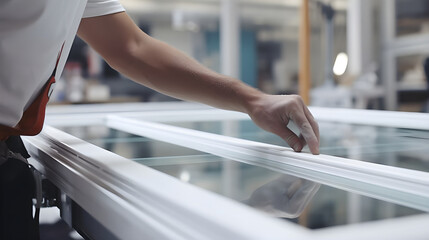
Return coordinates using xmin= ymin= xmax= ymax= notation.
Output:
xmin=232 ymin=81 xmax=266 ymax=115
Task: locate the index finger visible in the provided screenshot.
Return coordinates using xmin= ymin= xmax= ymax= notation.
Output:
xmin=304 ymin=106 xmax=320 ymax=143
xmin=290 ymin=110 xmax=319 ymax=154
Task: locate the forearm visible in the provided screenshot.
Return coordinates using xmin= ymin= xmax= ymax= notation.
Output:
xmin=78 ymin=12 xmax=319 ymax=154
xmin=110 ymin=36 xmax=262 ymax=114
xmin=78 ymin=13 xmax=261 ymax=113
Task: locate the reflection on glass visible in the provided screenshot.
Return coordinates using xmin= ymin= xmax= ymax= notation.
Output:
xmin=244 ymin=175 xmax=320 ymax=218
xmin=138 ymin=155 xmax=423 ymax=229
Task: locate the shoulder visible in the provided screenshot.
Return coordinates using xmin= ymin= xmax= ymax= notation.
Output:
xmin=83 ymin=0 xmax=125 ymax=18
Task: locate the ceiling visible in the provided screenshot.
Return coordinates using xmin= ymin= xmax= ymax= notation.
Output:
xmin=121 ymin=0 xmax=348 ymax=30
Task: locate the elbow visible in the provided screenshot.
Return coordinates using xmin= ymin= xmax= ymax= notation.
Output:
xmin=104 ymin=38 xmax=141 ymax=73
xmin=103 ymin=34 xmax=158 ymax=88
xmin=103 ymin=30 xmax=152 ymax=75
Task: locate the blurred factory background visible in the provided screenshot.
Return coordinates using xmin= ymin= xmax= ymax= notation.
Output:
xmin=38 ymin=1 xmax=429 ymax=239
xmin=50 ymin=0 xmax=429 ymax=113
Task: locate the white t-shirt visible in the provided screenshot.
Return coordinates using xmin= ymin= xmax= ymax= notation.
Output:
xmin=0 ymin=0 xmax=124 ymax=127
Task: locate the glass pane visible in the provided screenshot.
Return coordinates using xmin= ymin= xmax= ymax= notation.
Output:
xmin=57 ymin=125 xmax=425 ymax=229
xmin=159 ymin=120 xmax=429 ymax=173
xmin=57 ymin=125 xmax=203 ymax=159
xmin=138 ymin=154 xmax=424 ymax=229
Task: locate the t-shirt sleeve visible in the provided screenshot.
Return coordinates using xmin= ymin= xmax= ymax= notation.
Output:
xmin=83 ymin=0 xmax=125 ymax=18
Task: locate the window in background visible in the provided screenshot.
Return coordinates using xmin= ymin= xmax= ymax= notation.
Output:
xmin=396 ymin=54 xmax=429 ymax=112
xmin=381 ymin=0 xmax=429 ymax=112
xmin=238 ymin=1 xmax=347 ymax=96
xmin=395 ymin=0 xmax=429 ymax=37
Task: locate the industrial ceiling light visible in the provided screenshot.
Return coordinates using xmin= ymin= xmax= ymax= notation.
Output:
xmin=333 ymin=52 xmax=348 ymax=76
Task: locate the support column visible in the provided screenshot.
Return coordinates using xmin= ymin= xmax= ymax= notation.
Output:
xmin=380 ymin=0 xmax=397 ymax=110
xmin=220 ymin=0 xmax=240 ymax=78
xmin=347 ymin=0 xmax=374 ymax=75
xmin=220 ymin=0 xmax=240 ymax=198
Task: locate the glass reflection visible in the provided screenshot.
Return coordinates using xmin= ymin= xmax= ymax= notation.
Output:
xmin=142 ymin=155 xmax=423 ymax=229
xmin=244 ymin=175 xmax=320 ymax=218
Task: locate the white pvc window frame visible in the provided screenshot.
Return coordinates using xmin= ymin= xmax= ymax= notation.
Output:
xmin=25 ymin=127 xmax=308 ymax=240
xmin=45 ymin=102 xmax=429 ymax=211
xmin=46 ymin=102 xmax=429 ymax=130
xmin=23 ymin=102 xmax=429 ymax=239
xmin=106 ymin=115 xmax=429 ymax=212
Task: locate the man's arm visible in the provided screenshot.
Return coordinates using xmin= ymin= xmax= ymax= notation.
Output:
xmin=77 ymin=12 xmax=319 ymax=154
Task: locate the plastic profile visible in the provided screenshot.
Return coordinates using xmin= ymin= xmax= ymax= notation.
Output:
xmin=23 ymin=126 xmax=310 ymax=240
xmin=44 ymin=102 xmax=214 ymax=127
xmin=309 ymin=107 xmax=429 ymax=130
xmin=46 ymin=101 xmax=209 ymax=115
xmin=120 ymin=106 xmax=429 ymax=130
xmin=44 ymin=102 xmax=429 ymax=131
xmin=106 ymin=115 xmax=429 ymax=212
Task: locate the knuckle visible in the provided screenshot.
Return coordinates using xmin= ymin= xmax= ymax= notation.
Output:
xmin=286 ymin=95 xmax=303 ymax=110
xmin=286 ymin=101 xmax=299 ymax=111
xmin=314 ymin=122 xmax=320 ymax=131
xmin=290 ymin=94 xmax=303 ymax=104
xmin=300 ymin=122 xmax=312 ymax=131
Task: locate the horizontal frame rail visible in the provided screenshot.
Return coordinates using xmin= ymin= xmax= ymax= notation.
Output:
xmin=45 ymin=102 xmax=429 ymax=131
xmin=107 ymin=115 xmax=429 ymax=212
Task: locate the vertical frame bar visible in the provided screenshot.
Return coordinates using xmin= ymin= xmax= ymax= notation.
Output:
xmin=299 ymin=0 xmax=311 ymax=104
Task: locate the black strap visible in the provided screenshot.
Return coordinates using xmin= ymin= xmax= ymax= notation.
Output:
xmin=5 ymin=136 xmax=30 ymax=158
xmin=4 ymin=136 xmax=40 ymax=239
xmin=0 ymin=153 xmax=39 ymax=239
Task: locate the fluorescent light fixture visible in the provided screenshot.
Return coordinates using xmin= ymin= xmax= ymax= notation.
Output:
xmin=333 ymin=52 xmax=348 ymax=76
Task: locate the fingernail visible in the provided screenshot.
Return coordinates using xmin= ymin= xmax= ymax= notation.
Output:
xmin=293 ymin=143 xmax=302 ymax=152
xmin=314 ymin=146 xmax=320 ymax=155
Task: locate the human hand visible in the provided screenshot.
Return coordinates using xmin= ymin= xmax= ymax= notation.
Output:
xmin=247 ymin=94 xmax=319 ymax=154
xmin=245 ymin=175 xmax=320 ymax=218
